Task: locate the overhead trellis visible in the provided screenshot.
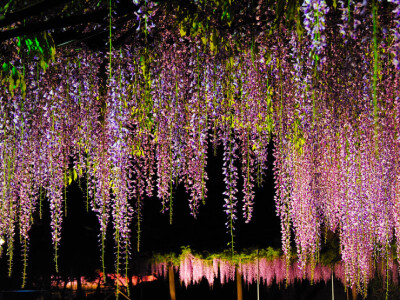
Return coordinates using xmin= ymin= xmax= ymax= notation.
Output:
xmin=1 ymin=0 xmax=400 ymax=296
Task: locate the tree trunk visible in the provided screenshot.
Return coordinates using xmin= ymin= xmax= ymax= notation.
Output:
xmin=257 ymin=252 xmax=260 ymax=300
xmin=352 ymin=284 xmax=357 ymax=300
xmin=331 ymin=269 xmax=334 ymax=300
xmin=168 ymin=264 xmax=176 ymax=300
xmin=236 ymin=268 xmax=243 ymax=300
xmin=77 ymin=274 xmax=84 ymax=299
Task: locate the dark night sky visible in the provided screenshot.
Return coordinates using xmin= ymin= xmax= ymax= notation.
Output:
xmin=140 ymin=141 xmax=280 ymax=253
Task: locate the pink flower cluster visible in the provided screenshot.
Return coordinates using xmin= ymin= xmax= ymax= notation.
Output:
xmin=153 ymin=253 xmax=399 ymax=289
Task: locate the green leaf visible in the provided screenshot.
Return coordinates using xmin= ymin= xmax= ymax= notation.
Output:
xmin=20 ymin=79 xmax=26 ymax=99
xmin=25 ymin=39 xmax=33 ymax=52
xmin=35 ymin=37 xmax=44 ymax=54
xmin=222 ymin=10 xmax=227 ymax=20
xmin=179 ymin=25 xmax=186 ymax=37
xmin=40 ymin=59 xmax=48 ymax=71
xmin=210 ymin=31 xmax=218 ymax=54
xmin=63 ymin=172 xmax=68 ymax=185
xmin=2 ymin=62 xmax=8 ymax=73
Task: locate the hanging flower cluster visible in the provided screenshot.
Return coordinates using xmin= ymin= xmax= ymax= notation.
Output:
xmin=1 ymin=0 xmax=400 ymax=294
xmin=302 ymin=0 xmax=329 ymax=66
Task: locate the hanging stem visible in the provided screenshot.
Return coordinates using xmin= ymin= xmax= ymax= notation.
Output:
xmin=115 ymin=227 xmax=120 ymax=300
xmin=372 ymin=0 xmax=379 ymax=153
xmin=279 ymin=57 xmax=291 ymax=281
xmin=39 ymin=186 xmax=43 ymax=220
xmin=169 ymin=122 xmax=173 ymax=224
xmin=136 ymin=191 xmax=141 ymax=252
xmin=228 ymin=59 xmax=235 ymax=257
xmin=229 ymin=139 xmax=234 ymax=257
xmin=125 ymin=235 xmax=130 ymax=297
xmin=54 ymin=230 xmax=58 ymax=273
xmin=63 ymin=166 xmax=67 ymax=217
xmin=109 ymin=0 xmax=112 ymax=82
xmin=7 ymin=229 xmax=13 ymax=277
xmin=196 ymin=50 xmax=206 ymax=205
xmin=101 ymin=228 xmax=106 ymax=281
xmin=21 ymin=238 xmax=28 ymax=288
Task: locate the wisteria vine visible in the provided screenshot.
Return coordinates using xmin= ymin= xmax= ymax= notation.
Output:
xmin=1 ymin=0 xmax=400 ymax=295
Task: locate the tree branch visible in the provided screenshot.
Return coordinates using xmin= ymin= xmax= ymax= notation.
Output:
xmin=0 ymin=0 xmax=73 ymax=28
xmin=0 ymin=9 xmax=108 ymax=43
